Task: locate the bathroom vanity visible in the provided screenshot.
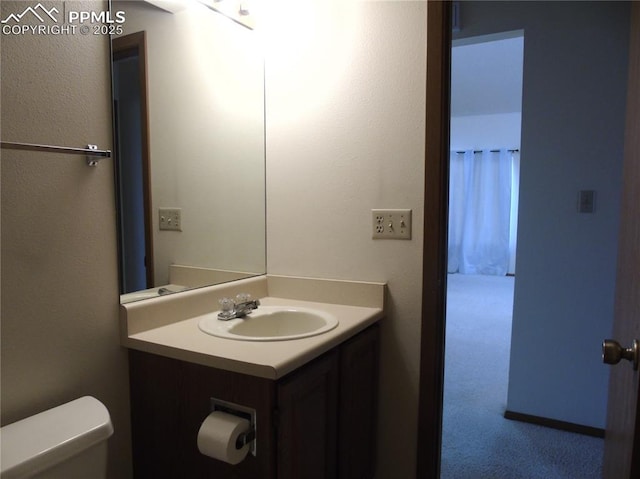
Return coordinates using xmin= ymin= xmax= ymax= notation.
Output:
xmin=121 ymin=275 xmax=384 ymax=478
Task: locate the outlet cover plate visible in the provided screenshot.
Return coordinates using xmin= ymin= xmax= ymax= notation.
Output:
xmin=372 ymin=209 xmax=412 ymax=239
xmin=159 ymin=208 xmax=182 ymax=231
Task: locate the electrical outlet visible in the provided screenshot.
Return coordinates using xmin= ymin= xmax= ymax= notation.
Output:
xmin=159 ymin=208 xmax=182 ymax=231
xmin=372 ymin=209 xmax=412 ymax=239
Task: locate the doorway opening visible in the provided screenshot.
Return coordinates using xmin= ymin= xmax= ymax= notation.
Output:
xmin=112 ymin=32 xmax=153 ymax=293
xmin=418 ymin=2 xmax=633 ymax=477
xmin=441 ymin=31 xmax=526 ymax=477
xmin=436 ymin=0 xmax=631 ymax=475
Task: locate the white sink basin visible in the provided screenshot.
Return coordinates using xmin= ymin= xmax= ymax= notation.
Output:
xmin=198 ymin=306 xmax=339 ymax=341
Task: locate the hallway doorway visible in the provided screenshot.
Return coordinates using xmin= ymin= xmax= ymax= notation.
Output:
xmin=112 ymin=32 xmax=153 ymax=293
xmin=418 ymin=2 xmax=632 ymax=477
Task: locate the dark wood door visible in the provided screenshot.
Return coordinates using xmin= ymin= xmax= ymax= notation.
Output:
xmin=602 ymin=3 xmax=640 ymax=477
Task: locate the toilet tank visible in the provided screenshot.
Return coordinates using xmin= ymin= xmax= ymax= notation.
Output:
xmin=0 ymin=396 xmax=113 ymax=479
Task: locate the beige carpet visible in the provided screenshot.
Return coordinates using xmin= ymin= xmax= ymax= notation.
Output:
xmin=441 ymin=273 xmax=603 ymax=479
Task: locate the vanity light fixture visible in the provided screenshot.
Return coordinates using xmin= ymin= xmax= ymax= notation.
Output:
xmin=198 ymin=0 xmax=254 ymax=29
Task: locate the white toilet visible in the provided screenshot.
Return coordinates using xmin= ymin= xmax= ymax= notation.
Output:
xmin=0 ymin=396 xmax=113 ymax=479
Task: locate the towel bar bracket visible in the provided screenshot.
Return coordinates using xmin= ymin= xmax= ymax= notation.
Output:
xmin=86 ymin=144 xmax=100 ymax=166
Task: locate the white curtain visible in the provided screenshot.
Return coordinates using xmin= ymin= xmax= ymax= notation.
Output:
xmin=448 ymin=149 xmax=519 ymax=276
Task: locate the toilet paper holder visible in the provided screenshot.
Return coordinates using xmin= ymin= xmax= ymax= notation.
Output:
xmin=210 ymin=398 xmax=257 ymax=456
xmin=235 ymin=427 xmax=255 ymax=450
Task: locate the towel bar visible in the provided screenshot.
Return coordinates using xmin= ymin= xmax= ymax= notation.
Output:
xmin=1 ymin=141 xmax=111 ymax=166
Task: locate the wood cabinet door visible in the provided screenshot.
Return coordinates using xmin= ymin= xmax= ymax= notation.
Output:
xmin=277 ymin=350 xmax=339 ymax=479
xmin=128 ymin=350 xmax=189 ymax=478
xmin=128 ymin=351 xmax=276 ymax=479
xmin=338 ymin=324 xmax=380 ymax=479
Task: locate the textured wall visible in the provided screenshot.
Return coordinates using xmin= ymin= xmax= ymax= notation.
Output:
xmin=450 ymin=112 xmax=522 ymax=150
xmin=264 ymin=1 xmax=427 ymax=476
xmin=508 ymin=1 xmax=628 ymax=429
xmin=0 ymin=1 xmax=132 ymax=477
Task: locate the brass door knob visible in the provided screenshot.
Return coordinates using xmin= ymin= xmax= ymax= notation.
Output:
xmin=602 ymin=339 xmax=639 ymax=371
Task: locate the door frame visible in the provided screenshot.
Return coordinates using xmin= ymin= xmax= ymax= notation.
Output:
xmin=417 ymin=2 xmax=451 ymax=477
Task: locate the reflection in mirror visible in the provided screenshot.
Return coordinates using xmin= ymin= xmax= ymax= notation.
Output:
xmin=112 ymin=0 xmax=266 ymax=303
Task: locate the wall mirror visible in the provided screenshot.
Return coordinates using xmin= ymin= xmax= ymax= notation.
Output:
xmin=111 ymin=0 xmax=266 ymax=303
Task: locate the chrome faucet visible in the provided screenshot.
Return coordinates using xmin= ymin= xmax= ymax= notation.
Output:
xmin=218 ymin=294 xmax=260 ymax=320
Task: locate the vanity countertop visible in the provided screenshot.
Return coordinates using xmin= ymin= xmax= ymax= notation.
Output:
xmin=120 ymin=275 xmax=385 ymax=379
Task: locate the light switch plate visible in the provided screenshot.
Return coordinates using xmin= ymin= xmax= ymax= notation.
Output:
xmin=578 ymin=190 xmax=596 ymax=213
xmin=372 ymin=209 xmax=412 ymax=239
xmin=159 ymin=208 xmax=182 ymax=231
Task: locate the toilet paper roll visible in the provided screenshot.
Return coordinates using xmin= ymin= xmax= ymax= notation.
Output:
xmin=197 ymin=411 xmax=251 ymax=465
